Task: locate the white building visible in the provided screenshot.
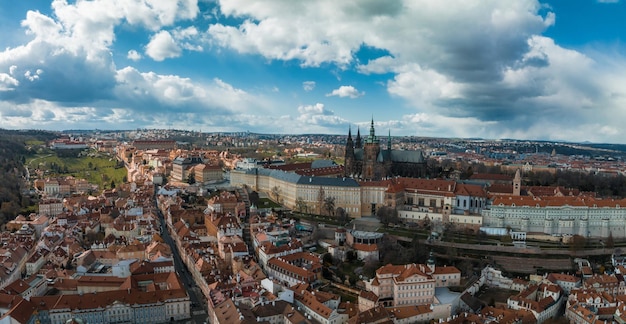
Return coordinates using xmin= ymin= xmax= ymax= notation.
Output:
xmin=483 ymin=195 xmax=626 ymax=238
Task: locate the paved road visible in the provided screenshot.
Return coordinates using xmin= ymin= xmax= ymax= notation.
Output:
xmin=154 ymin=190 xmax=209 ymax=324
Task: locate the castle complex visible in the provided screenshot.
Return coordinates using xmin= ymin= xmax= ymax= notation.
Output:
xmin=344 ymin=119 xmax=426 ymax=180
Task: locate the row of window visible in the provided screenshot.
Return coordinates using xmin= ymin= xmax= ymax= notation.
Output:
xmin=396 ymin=298 xmax=430 ymax=305
xmin=398 ymin=283 xmax=432 ymax=290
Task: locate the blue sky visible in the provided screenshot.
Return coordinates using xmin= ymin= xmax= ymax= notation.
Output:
xmin=1 ymin=0 xmax=626 ymax=143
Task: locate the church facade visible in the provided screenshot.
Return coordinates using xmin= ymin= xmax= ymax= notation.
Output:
xmin=344 ymin=119 xmax=427 ymax=180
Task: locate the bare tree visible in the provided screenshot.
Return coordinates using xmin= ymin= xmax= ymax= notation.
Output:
xmin=295 ymin=197 xmax=308 ymax=214
xmin=376 ymin=206 xmax=399 ymax=227
xmin=570 ymin=235 xmax=587 ymax=252
xmin=323 ymin=196 xmax=336 ymax=216
xmin=336 ymin=207 xmax=350 ymax=224
xmin=271 ymin=186 xmax=281 ymax=203
xmin=317 ymin=186 xmax=325 ymax=215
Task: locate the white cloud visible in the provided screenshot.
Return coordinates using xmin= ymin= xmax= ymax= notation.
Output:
xmin=207 ymin=0 xmax=626 ymax=141
xmin=3 ymin=0 xmax=626 ymax=143
xmin=302 ymin=81 xmax=316 ymax=92
xmin=145 ymin=30 xmax=182 ymax=61
xmin=172 ymin=26 xmax=204 ymax=51
xmin=113 ymin=66 xmax=266 ymax=115
xmin=326 ymin=85 xmax=364 ymax=98
xmin=0 ymin=73 xmax=19 ymax=91
xmin=127 ymin=50 xmax=142 ymax=61
xmin=296 ymin=103 xmax=347 ymax=128
xmin=298 ymin=103 xmax=328 ymax=115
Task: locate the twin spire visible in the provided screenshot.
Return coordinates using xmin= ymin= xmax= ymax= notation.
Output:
xmin=347 ymin=118 xmax=391 ymax=148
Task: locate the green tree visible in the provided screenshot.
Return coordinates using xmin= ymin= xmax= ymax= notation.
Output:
xmin=187 ymin=171 xmax=196 ymax=184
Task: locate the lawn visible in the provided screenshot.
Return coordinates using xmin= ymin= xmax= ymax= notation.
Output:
xmin=27 ymin=150 xmax=127 ymax=190
xmin=256 ymin=198 xmax=282 ymax=208
xmin=295 ymin=213 xmax=343 ymax=226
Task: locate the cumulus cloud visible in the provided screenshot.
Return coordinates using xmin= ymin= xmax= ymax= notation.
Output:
xmin=0 ymin=73 xmax=19 ymax=91
xmin=145 ymin=30 xmax=182 ymax=61
xmin=326 ymin=85 xmax=364 ymax=98
xmin=0 ymin=0 xmax=273 ymax=131
xmin=204 ymin=0 xmax=626 ymax=142
xmin=3 ymin=0 xmax=626 ymax=142
xmin=127 ymin=50 xmax=142 ymax=61
xmin=302 ymin=81 xmax=316 ymax=92
xmin=0 ymin=0 xmax=202 ymax=105
xmin=296 ymin=103 xmax=347 ymax=128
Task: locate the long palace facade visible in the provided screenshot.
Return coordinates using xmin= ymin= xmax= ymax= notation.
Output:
xmin=482 ymin=195 xmax=626 ymax=238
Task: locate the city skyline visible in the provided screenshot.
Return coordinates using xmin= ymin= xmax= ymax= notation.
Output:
xmin=1 ymin=1 xmax=626 ymax=143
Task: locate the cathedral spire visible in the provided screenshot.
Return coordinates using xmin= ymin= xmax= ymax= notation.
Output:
xmin=355 ymin=127 xmax=362 ymax=149
xmin=346 ymin=125 xmax=354 ymax=148
xmin=388 ymin=129 xmax=392 ymax=152
xmin=367 ymin=117 xmax=377 ymax=143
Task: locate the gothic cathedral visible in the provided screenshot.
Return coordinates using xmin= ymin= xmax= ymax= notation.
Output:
xmin=344 ymin=119 xmax=427 ymax=180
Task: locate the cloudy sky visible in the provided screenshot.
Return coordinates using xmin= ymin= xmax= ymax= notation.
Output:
xmin=1 ymin=1 xmax=626 ymax=143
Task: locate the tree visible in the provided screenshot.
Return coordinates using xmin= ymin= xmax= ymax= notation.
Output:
xmin=323 ymin=253 xmax=334 ymax=265
xmin=249 ymin=191 xmax=260 ymax=207
xmin=271 ymin=186 xmax=281 ymax=203
xmin=110 ymin=180 xmax=116 ymax=189
xmin=346 ymin=250 xmax=357 ymax=262
xmin=362 ymin=257 xmax=380 ymax=279
xmin=317 ymin=187 xmax=325 ymax=215
xmin=570 ymin=235 xmax=587 ymax=252
xmin=323 ymin=196 xmax=336 ymax=216
xmin=336 ymin=207 xmax=350 ymax=224
xmin=606 ymin=232 xmax=615 ymax=249
xmin=295 ymin=197 xmax=308 ymax=214
xmin=187 ymin=171 xmax=196 ymax=184
xmin=460 ymin=166 xmax=474 ymax=180
xmin=376 ymin=206 xmax=399 ymax=227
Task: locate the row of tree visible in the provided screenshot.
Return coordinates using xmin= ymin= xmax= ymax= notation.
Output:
xmin=0 ymin=130 xmax=58 ymax=227
xmin=430 ymin=158 xmax=626 ymax=198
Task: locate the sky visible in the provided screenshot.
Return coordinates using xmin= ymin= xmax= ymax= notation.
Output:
xmin=1 ymin=1 xmax=626 ymax=143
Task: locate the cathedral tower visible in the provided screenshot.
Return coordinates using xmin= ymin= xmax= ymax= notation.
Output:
xmin=362 ymin=118 xmax=380 ymax=180
xmin=344 ymin=126 xmax=355 ymax=177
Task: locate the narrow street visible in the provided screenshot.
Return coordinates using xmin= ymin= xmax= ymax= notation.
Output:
xmin=154 ymin=190 xmax=209 ymax=323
